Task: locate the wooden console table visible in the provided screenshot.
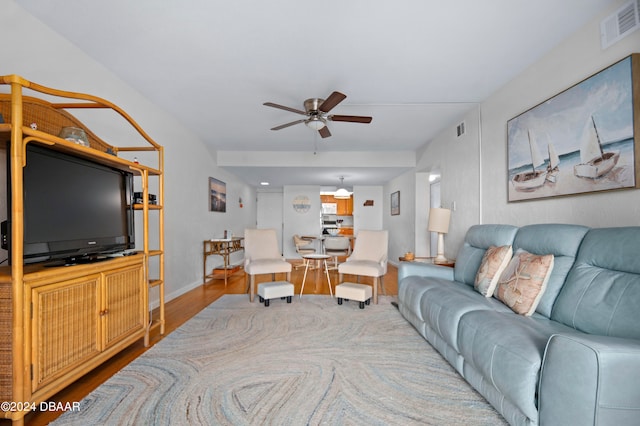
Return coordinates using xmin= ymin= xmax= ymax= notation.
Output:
xmin=203 ymin=238 xmax=244 ymax=285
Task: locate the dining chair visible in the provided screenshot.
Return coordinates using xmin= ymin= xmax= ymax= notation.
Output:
xmin=244 ymin=228 xmax=292 ymax=302
xmin=293 ymin=234 xmax=316 ymax=269
xmin=338 ymin=230 xmax=388 ymax=304
xmin=323 ymin=236 xmax=351 ymax=270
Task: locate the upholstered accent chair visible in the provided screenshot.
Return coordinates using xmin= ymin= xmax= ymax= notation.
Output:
xmin=244 ymin=228 xmax=292 ymax=302
xmin=338 ymin=230 xmax=388 ymax=304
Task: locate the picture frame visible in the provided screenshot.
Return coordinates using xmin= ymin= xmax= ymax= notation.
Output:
xmin=507 ymin=54 xmax=639 ymax=202
xmin=209 ymin=177 xmax=226 ymax=212
xmin=391 ymin=191 xmax=400 ymax=215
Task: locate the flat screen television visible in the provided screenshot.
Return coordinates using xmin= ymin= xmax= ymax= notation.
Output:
xmin=2 ymin=143 xmax=135 ymax=265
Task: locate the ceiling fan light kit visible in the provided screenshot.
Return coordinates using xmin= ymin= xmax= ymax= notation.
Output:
xmin=264 ymin=91 xmax=372 ymax=138
xmin=305 ymin=116 xmax=326 ymax=130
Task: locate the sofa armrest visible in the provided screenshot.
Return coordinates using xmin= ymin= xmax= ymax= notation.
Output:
xmin=539 ymin=333 xmax=640 ymax=426
xmin=398 ymin=262 xmax=454 ymax=282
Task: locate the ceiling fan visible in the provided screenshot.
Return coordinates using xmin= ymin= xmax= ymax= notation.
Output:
xmin=263 ymin=91 xmax=372 ymax=138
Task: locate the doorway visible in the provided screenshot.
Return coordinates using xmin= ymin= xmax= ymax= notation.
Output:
xmin=429 ymin=178 xmax=441 ymax=257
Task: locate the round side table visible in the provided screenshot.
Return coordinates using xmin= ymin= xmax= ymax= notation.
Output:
xmin=300 ymin=254 xmax=333 ymax=298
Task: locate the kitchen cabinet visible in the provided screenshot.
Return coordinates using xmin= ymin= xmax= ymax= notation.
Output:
xmin=336 ymin=196 xmax=353 ymax=215
xmin=322 ymin=195 xmax=353 ymax=215
xmin=338 ymin=227 xmax=353 ymax=235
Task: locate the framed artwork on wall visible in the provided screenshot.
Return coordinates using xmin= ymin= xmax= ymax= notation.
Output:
xmin=507 ymin=54 xmax=639 ymax=202
xmin=292 ymin=195 xmax=311 ymax=213
xmin=209 ymin=177 xmax=226 ymax=212
xmin=391 ymin=191 xmax=400 ymax=215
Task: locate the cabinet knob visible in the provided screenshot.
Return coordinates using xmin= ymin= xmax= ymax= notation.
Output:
xmin=100 ymin=309 xmax=109 ymax=316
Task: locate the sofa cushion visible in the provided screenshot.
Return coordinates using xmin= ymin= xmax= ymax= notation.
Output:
xmin=397 ymin=275 xmax=453 ymax=324
xmin=495 ymin=249 xmax=554 ymax=316
xmin=419 ymin=281 xmax=512 ymax=352
xmin=552 ymin=227 xmax=640 ymax=340
xmin=458 ymin=310 xmax=577 ymax=421
xmin=512 ymin=223 xmax=589 ymax=317
xmin=453 ymin=224 xmax=518 ymax=286
xmin=474 ymin=245 xmax=512 ymax=297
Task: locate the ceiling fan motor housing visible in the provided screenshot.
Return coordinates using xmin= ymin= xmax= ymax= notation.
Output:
xmin=304 ymin=98 xmax=325 ymax=114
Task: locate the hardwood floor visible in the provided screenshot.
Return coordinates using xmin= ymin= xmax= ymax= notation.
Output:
xmin=8 ymin=260 xmax=398 ymax=425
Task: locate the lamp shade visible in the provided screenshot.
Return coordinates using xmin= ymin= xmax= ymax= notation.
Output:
xmin=334 ymin=176 xmax=351 ymax=199
xmin=427 ymin=208 xmax=451 ymax=234
xmin=334 ymin=187 xmax=351 ymax=199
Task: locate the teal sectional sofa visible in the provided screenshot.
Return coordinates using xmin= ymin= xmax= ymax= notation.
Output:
xmin=397 ymin=224 xmax=640 ymax=425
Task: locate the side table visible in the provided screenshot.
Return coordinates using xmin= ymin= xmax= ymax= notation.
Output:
xmin=300 ymin=254 xmax=333 ymax=298
xmin=399 ymin=256 xmax=456 ymax=268
xmin=203 ymin=238 xmax=244 ymax=286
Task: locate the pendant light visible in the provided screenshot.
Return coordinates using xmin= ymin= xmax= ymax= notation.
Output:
xmin=334 ymin=176 xmax=351 ymax=199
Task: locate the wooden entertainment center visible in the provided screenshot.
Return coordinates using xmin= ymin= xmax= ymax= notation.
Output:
xmin=0 ymin=75 xmax=164 ymax=425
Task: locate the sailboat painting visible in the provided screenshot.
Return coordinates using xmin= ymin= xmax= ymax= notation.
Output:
xmin=507 ymin=54 xmax=639 ymax=202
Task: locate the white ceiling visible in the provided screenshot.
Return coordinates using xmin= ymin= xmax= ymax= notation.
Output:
xmin=15 ymin=0 xmax=616 ymax=188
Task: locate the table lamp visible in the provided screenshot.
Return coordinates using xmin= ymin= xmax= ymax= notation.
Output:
xmin=428 ymin=207 xmax=451 ymax=263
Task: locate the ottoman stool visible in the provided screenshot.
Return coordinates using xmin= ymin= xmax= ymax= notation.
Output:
xmin=335 ymin=282 xmax=372 ymax=309
xmin=257 ymin=281 xmax=294 ymax=307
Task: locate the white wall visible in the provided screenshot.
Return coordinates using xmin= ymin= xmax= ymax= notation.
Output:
xmin=479 ymin=6 xmax=640 ymax=227
xmin=282 ymin=186 xmax=321 ymax=258
xmin=405 ymin=0 xmax=640 ymax=260
xmin=383 ymin=175 xmax=416 ymax=265
xmin=353 ymin=186 xmax=384 ymax=233
xmin=415 ymin=106 xmax=482 ymax=260
xmin=1 ymin=1 xmax=256 ymax=303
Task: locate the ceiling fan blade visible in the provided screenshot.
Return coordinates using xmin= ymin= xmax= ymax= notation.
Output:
xmin=319 ymin=126 xmax=332 ymax=138
xmin=271 ymin=119 xmax=305 ymax=131
xmin=263 ymin=102 xmax=307 ymax=115
xmin=329 ymin=115 xmax=373 ymax=123
xmin=319 ymin=91 xmax=347 ymax=113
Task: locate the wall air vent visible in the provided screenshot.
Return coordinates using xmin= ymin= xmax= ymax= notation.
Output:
xmin=456 ymin=121 xmax=465 ymax=137
xmin=600 ymin=0 xmax=640 ymax=49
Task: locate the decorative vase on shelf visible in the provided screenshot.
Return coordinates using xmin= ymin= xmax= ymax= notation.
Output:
xmin=59 ymin=127 xmax=90 ymax=147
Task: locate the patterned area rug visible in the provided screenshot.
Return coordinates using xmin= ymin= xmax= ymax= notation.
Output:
xmin=52 ymin=295 xmax=507 ymax=425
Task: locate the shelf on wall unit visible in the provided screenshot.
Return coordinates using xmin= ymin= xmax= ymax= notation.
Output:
xmin=149 ymin=279 xmax=163 ymax=288
xmin=147 ymin=319 xmax=163 ymax=336
xmin=133 ymin=204 xmax=162 ymax=210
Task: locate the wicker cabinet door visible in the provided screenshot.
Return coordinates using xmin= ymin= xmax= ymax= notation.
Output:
xmin=102 ymin=264 xmax=145 ymax=349
xmin=31 ymin=276 xmax=101 ymax=392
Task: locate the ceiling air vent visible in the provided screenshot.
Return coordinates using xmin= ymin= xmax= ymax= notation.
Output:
xmin=600 ymin=0 xmax=640 ymax=49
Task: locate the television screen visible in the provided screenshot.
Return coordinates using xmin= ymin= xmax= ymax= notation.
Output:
xmin=4 ymin=144 xmax=135 ymax=264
